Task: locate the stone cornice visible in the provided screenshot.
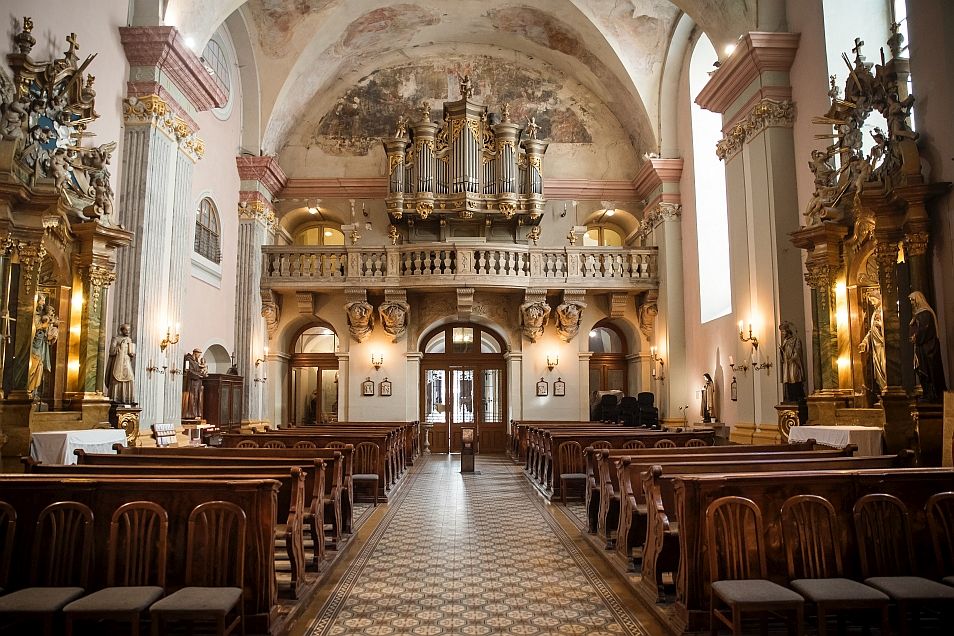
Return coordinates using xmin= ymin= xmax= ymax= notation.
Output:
xmin=632 ymin=158 xmax=684 ymax=201
xmin=715 ymin=99 xmax=795 ymax=161
xmin=695 ymin=32 xmax=800 ymax=115
xmin=236 ymin=156 xmax=288 ymax=198
xmin=126 ymin=81 xmax=199 ymax=131
xmin=120 ymin=26 xmax=227 ymax=112
xmin=122 ymin=95 xmax=205 ymax=161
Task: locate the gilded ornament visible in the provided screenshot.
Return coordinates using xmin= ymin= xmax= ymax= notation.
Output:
xmin=904 ymin=231 xmax=929 ymax=257
xmin=526 ymin=226 xmax=541 ymax=246
xmin=499 ymin=202 xmax=516 ymax=220
xmin=388 ymin=224 xmax=399 ymax=245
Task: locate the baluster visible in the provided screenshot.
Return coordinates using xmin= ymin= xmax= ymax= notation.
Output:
xmin=476 ymin=250 xmax=486 ymax=275
xmin=413 ymin=251 xmax=423 ymax=275
xmin=449 ymin=249 xmax=457 ymax=274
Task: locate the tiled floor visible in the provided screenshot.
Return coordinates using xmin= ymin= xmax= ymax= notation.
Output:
xmin=303 ymin=454 xmax=657 ymax=636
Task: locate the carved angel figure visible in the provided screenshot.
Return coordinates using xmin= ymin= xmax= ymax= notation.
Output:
xmin=555 ymin=301 xmax=586 ymax=343
xmin=345 ymin=300 xmax=374 ymax=343
xmin=261 ymin=298 xmax=280 ymax=339
xmin=0 ymin=92 xmax=30 ymax=141
xmin=379 ymin=301 xmax=410 ymax=341
xmin=519 ymin=300 xmax=550 ymax=343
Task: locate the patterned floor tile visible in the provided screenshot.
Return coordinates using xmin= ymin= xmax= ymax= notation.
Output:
xmin=306 ymin=455 xmax=646 ymax=635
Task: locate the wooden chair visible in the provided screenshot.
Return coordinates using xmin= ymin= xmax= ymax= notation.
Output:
xmin=235 ymin=440 xmax=259 ymax=448
xmin=0 ymin=502 xmax=14 ymax=594
xmin=780 ymin=495 xmax=889 ymax=636
xmin=0 ymin=502 xmax=94 ymax=636
xmin=926 ymin=492 xmax=954 ymax=587
xmin=622 ymin=439 xmax=645 ymax=450
xmin=654 ymin=438 xmax=676 ymax=448
xmin=262 ymin=440 xmax=286 ymax=449
xmin=64 ymin=501 xmax=169 ymax=636
xmin=557 ymin=441 xmax=586 ymax=505
xmin=705 ymin=496 xmax=804 ymax=635
xmin=353 ymin=442 xmax=380 ymax=505
xmin=591 ymin=440 xmax=613 ymax=450
xmin=325 ymin=441 xmax=348 ymax=449
xmin=686 ymin=438 xmax=708 ymax=447
xmin=293 ymin=440 xmax=317 ymax=449
xmin=149 ymin=501 xmax=246 ymax=636
xmin=854 ymin=493 xmax=954 ymax=635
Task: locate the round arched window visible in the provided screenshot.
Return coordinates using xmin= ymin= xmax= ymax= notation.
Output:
xmin=194 ymin=198 xmax=221 ymax=263
xmin=293 ymin=224 xmax=345 ymax=246
xmin=201 ymin=37 xmax=231 ymax=99
xmin=584 ymin=226 xmax=623 ymax=247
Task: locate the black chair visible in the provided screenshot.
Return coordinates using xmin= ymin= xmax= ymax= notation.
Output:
xmin=636 ymin=392 xmax=659 ymax=429
xmin=598 ymin=394 xmax=620 ymax=423
xmin=619 ymin=396 xmax=639 ymax=427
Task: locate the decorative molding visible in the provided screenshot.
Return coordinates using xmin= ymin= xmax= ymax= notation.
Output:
xmin=519 ymin=290 xmax=550 ymax=343
xmin=695 ymin=31 xmax=801 ymax=115
xmin=636 ymin=202 xmax=682 ymax=239
xmin=236 ymin=156 xmax=288 ymax=199
xmin=803 ymin=262 xmax=833 ymax=290
xmin=608 ymin=293 xmax=628 ymax=319
xmin=903 ymin=230 xmax=929 ymax=257
xmin=631 ymin=158 xmax=684 ymax=201
xmin=457 ymin=287 xmax=475 ymax=321
xmin=122 ymin=95 xmax=205 ymax=160
xmin=87 ymin=264 xmax=116 ymax=311
xmin=237 ymin=192 xmax=276 ymax=227
xmin=126 ymin=82 xmax=199 ymax=131
xmin=716 ymin=99 xmax=795 ymax=161
xmin=637 ymin=289 xmax=658 ymax=342
xmin=294 ymin=291 xmax=315 ymax=316
xmin=120 ymin=26 xmax=227 ymax=112
xmin=261 ymin=289 xmax=280 ymax=338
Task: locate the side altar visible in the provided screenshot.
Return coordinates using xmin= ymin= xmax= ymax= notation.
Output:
xmin=0 ymin=18 xmax=132 ymax=469
xmin=789 ymin=29 xmax=948 ymax=463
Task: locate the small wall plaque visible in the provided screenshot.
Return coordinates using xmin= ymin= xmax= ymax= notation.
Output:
xmin=362 ymin=377 xmax=375 ymax=396
xmin=536 ymin=377 xmax=548 ymax=397
xmin=554 ymin=378 xmax=566 ymax=397
xmin=380 ymin=378 xmax=392 ymax=396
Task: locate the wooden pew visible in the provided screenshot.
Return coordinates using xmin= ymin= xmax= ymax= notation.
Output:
xmin=582 ymin=441 xmax=826 ymax=534
xmin=266 ymin=421 xmax=419 ymax=475
xmin=115 ymin=445 xmax=355 ymax=535
xmin=669 ymin=467 xmax=954 ymax=633
xmin=0 ymin=475 xmax=280 ymax=634
xmin=88 ymin=448 xmax=348 ymax=549
xmin=23 ymin=460 xmax=321 ymax=599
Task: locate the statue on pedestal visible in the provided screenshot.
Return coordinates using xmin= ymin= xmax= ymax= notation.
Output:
xmin=858 ymin=290 xmax=886 ymax=399
xmin=701 ymin=373 xmax=715 ymax=423
xmin=27 ymin=307 xmax=58 ymax=399
xmin=909 ymin=291 xmax=946 ymax=402
xmin=182 ymin=348 xmax=208 ymax=420
xmin=106 ymin=323 xmax=136 ymax=405
xmin=778 ymin=321 xmax=806 ymax=403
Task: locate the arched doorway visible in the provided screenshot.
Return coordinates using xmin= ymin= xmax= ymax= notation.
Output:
xmin=420 ymin=323 xmax=507 ymax=454
xmin=289 ymin=325 xmax=340 ymax=425
xmin=588 ymin=322 xmax=628 ymax=393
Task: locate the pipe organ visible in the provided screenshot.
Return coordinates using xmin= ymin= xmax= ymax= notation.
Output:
xmin=383 ymin=78 xmax=548 ymax=230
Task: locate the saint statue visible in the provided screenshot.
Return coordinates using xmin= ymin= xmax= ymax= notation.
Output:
xmin=701 ymin=373 xmax=715 ymax=423
xmin=106 ymin=323 xmax=136 ymax=405
xmin=27 ymin=309 xmax=58 ymax=398
xmin=778 ymin=321 xmax=806 ymax=403
xmin=909 ymin=291 xmax=947 ymax=402
xmin=182 ymin=348 xmax=208 ymax=420
xmin=858 ymin=290 xmax=886 ymax=399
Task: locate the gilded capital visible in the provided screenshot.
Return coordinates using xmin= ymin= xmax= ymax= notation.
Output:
xmin=804 ymin=262 xmax=832 ymax=289
xmin=238 ymin=200 xmax=276 ymax=228
xmin=87 ymin=264 xmax=116 ymax=310
xmin=903 ymin=230 xmax=929 ymax=257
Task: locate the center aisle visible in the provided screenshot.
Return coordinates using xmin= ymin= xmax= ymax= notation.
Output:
xmin=302 ymin=454 xmax=656 ymax=636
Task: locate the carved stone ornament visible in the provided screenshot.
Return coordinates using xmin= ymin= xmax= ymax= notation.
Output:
xmin=636 ymin=202 xmax=682 ymax=239
xmin=874 ymin=239 xmax=900 ymax=289
xmin=345 ymin=300 xmax=375 ymax=343
xmin=519 ymin=299 xmax=551 ymax=343
xmin=123 ymin=95 xmax=205 ymax=160
xmin=716 ymin=99 xmax=795 ymax=161
xmin=87 ymin=264 xmax=116 ymax=310
xmin=904 ymin=230 xmax=929 ymax=258
xmin=555 ymin=300 xmax=586 ymax=343
xmin=804 ymin=262 xmax=833 ymax=290
xmin=238 ymin=200 xmax=276 ymax=227
xmin=261 ymin=290 xmax=280 ymax=340
xmin=637 ymin=290 xmax=659 ymax=342
xmin=379 ymin=300 xmax=410 ymax=341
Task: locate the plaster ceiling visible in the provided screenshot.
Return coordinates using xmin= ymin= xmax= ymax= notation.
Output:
xmin=161 ymin=0 xmax=760 ymax=159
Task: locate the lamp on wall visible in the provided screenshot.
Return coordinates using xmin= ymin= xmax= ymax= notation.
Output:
xmin=738 ymin=320 xmax=759 ymax=349
xmin=546 ymin=353 xmax=559 ymax=371
xmin=255 ymin=346 xmax=268 ymax=383
xmin=649 ymin=346 xmax=666 ymax=381
xmin=728 ymin=355 xmax=749 ymax=375
xmin=160 ymin=323 xmax=180 ymax=352
xmin=371 ymin=352 xmax=384 ymax=371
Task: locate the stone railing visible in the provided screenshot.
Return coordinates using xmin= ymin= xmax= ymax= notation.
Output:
xmin=261 ymin=243 xmax=658 ymax=291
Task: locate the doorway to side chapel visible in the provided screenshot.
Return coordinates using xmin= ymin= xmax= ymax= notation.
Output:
xmin=289 ymin=326 xmax=340 ymax=425
xmin=420 ymin=323 xmax=507 ymax=454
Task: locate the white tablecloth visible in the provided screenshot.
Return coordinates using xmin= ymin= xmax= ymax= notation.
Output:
xmin=788 ymin=425 xmax=884 ymax=457
xmin=30 ymin=429 xmax=128 ymax=465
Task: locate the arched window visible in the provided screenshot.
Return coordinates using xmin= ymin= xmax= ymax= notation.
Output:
xmin=690 ymin=33 xmax=732 ymax=322
xmin=293 ymin=224 xmax=345 ymax=246
xmin=584 ymin=226 xmax=623 ymax=247
xmin=194 ymin=198 xmax=221 ymax=263
xmin=201 ymin=37 xmax=231 ymax=99
xmin=294 ymin=326 xmax=339 ymax=353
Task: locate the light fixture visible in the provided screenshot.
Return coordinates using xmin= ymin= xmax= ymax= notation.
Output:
xmin=255 ymin=346 xmax=269 ymax=383
xmin=160 ymin=323 xmax=180 ymax=352
xmin=724 ymin=43 xmax=737 ymax=56
xmin=738 ymin=320 xmax=759 ymax=349
xmin=589 ymin=329 xmax=597 ymax=338
xmin=371 ymin=352 xmax=384 ymax=371
xmin=649 ymin=346 xmax=666 ymax=381
xmin=546 ymin=353 xmax=559 ymax=371
xmin=146 ymin=359 xmax=166 ymax=376
xmin=728 ymin=355 xmax=749 ymax=375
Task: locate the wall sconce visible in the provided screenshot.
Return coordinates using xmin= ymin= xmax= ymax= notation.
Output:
xmin=751 ymin=348 xmax=773 ymax=373
xmin=371 ymin=352 xmax=384 ymax=371
xmin=546 ymin=353 xmax=559 ymax=371
xmin=738 ymin=320 xmax=759 ymax=349
xmin=728 ymin=355 xmax=749 ymax=375
xmin=255 ymin=347 xmax=268 ymax=383
xmin=160 ymin=323 xmax=180 ymax=352
xmin=168 ymin=363 xmax=181 ymax=377
xmin=146 ymin=359 xmax=166 ymax=376
xmin=650 ymin=346 xmax=666 ymax=381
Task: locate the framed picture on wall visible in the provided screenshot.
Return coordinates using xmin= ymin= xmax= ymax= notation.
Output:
xmin=730 ymin=376 xmax=738 ymax=402
xmin=554 ymin=378 xmax=566 ymax=397
xmin=362 ymin=378 xmax=375 ymax=396
xmin=536 ymin=378 xmax=548 ymax=397
xmin=380 ymin=378 xmax=392 ymax=397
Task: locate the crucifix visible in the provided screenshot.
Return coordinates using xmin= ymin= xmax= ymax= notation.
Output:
xmin=852 ymin=37 xmax=865 ymax=62
xmin=65 ymin=32 xmax=80 ymax=61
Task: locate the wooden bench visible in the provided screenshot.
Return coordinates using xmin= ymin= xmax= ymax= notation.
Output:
xmin=0 ymin=475 xmax=280 ymax=634
xmin=669 ymin=467 xmax=954 ymax=633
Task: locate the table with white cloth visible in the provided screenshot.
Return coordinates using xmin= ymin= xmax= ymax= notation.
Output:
xmin=29 ymin=429 xmax=128 ymax=465
xmin=788 ymin=425 xmax=884 ymax=457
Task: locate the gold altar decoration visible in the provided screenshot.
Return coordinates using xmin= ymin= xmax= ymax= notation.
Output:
xmin=382 ymin=76 xmax=549 ymax=229
xmin=790 ymin=28 xmax=949 ymax=458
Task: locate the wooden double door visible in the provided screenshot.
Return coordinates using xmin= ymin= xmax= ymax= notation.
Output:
xmin=421 ymin=364 xmax=505 ymax=453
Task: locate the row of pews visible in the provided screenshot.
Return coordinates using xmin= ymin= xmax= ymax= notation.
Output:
xmin=0 ymin=420 xmax=418 ymax=635
xmin=515 ymin=421 xmax=954 ymax=634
